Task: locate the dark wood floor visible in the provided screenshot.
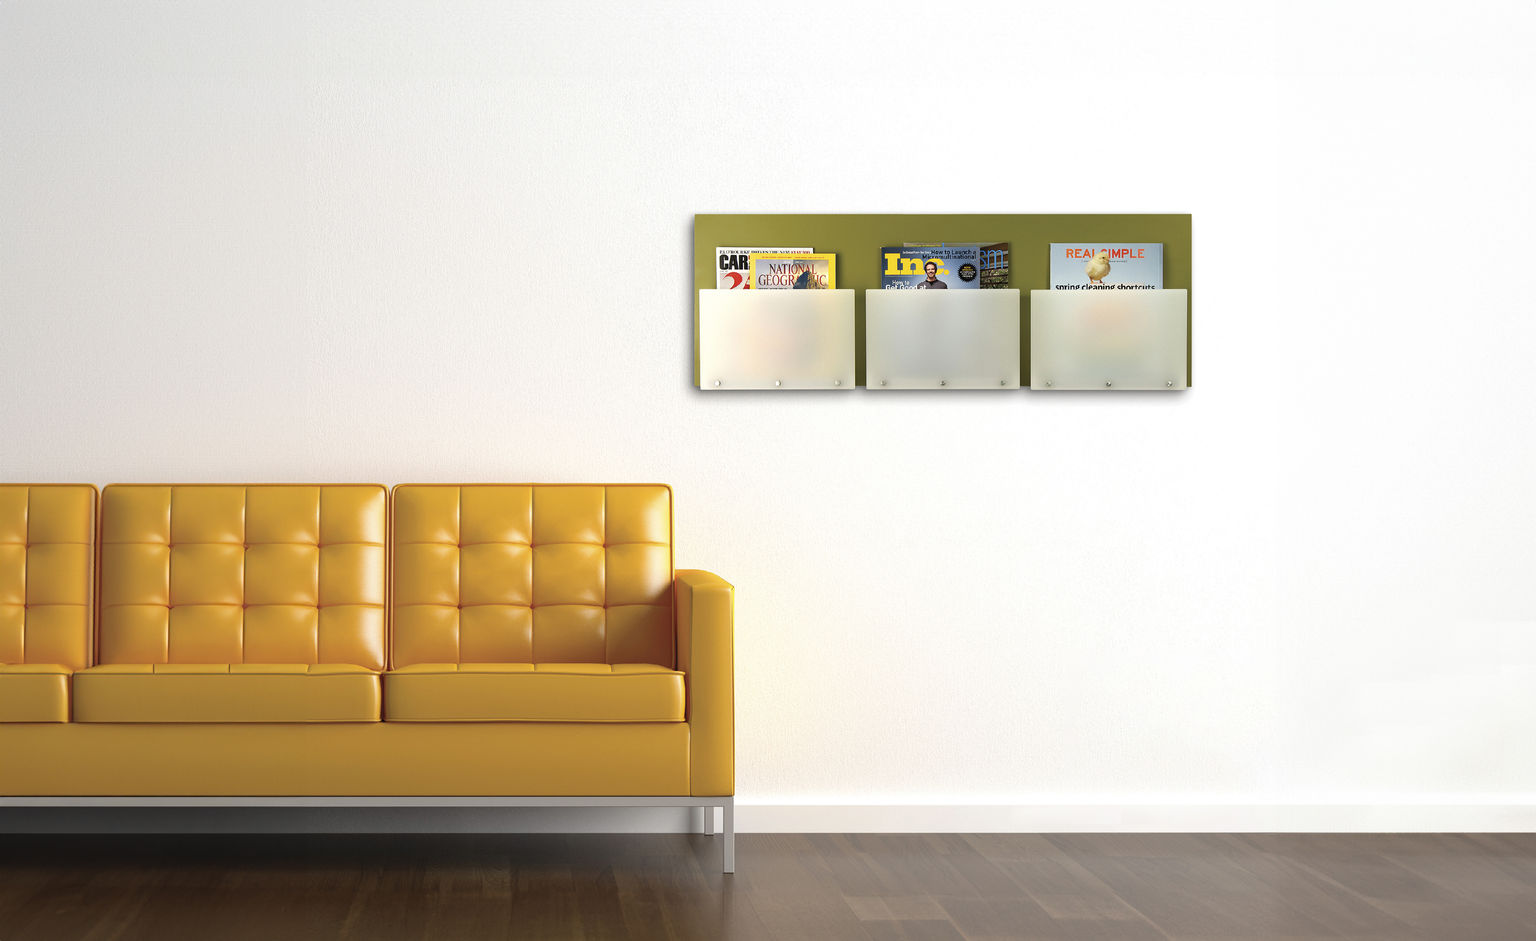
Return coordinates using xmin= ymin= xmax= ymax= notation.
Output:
xmin=1 ymin=833 xmax=1533 ymax=940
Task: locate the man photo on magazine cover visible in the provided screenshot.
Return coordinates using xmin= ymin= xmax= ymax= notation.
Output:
xmin=915 ymin=260 xmax=948 ymax=289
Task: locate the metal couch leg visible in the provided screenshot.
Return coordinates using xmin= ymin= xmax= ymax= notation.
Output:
xmin=700 ymin=805 xmax=715 ymax=835
xmin=722 ymin=799 xmax=735 ymax=874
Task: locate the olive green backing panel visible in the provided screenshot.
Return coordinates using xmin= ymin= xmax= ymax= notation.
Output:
xmin=692 ymin=213 xmax=1192 ymax=388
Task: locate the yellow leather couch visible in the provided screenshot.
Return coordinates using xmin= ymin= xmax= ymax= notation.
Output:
xmin=0 ymin=483 xmax=736 ymax=870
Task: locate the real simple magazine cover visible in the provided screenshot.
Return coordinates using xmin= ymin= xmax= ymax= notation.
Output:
xmin=1049 ymin=243 xmax=1163 ymax=289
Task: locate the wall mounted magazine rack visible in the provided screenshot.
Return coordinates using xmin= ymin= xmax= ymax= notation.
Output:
xmin=1030 ymin=289 xmax=1188 ymax=391
xmin=697 ymin=289 xmax=855 ymax=390
xmin=692 ymin=213 xmax=1191 ymax=391
xmin=865 ymin=289 xmax=1021 ymax=389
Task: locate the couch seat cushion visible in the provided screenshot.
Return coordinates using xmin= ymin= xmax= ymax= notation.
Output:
xmin=0 ymin=664 xmax=71 ymax=723
xmin=73 ymin=663 xmax=380 ymax=723
xmin=384 ymin=663 xmax=685 ymax=722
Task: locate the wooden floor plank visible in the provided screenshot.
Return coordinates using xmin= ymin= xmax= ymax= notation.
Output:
xmin=1 ymin=833 xmax=1533 ymax=940
xmin=1284 ymin=845 xmax=1534 ymax=941
xmin=1217 ymin=840 xmax=1422 ymax=940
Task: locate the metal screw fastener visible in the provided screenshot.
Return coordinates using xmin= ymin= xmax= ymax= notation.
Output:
xmin=999 ymin=379 xmax=1007 ymax=386
xmin=1105 ymin=380 xmax=1113 ymax=388
xmin=713 ymin=380 xmax=720 ymax=387
xmin=774 ymin=379 xmax=782 ymax=387
xmin=939 ymin=379 xmax=948 ymax=387
xmin=1045 ymin=380 xmax=1053 ymax=388
xmin=880 ymin=379 xmax=887 ymax=386
xmin=833 ymin=379 xmax=841 ymax=386
xmin=1166 ymin=379 xmax=1174 ymax=388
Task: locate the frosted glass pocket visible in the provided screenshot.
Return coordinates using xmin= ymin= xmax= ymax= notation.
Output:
xmin=698 ymin=289 xmax=854 ymax=390
xmin=865 ymin=289 xmax=1020 ymax=389
xmin=1029 ymin=289 xmax=1188 ymax=390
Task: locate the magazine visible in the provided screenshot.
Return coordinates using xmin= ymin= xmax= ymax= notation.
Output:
xmin=885 ymin=243 xmax=1010 ymax=289
xmin=978 ymin=242 xmax=1010 ymax=289
xmin=880 ymin=245 xmax=982 ymax=289
xmin=715 ymin=246 xmax=811 ymax=289
xmin=745 ymin=252 xmax=836 ymax=290
xmin=1049 ymin=243 xmax=1163 ymax=290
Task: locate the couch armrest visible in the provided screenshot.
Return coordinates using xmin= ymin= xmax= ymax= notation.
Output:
xmin=675 ymin=569 xmax=734 ymax=797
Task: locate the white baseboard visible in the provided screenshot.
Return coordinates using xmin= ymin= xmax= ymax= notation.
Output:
xmin=736 ymin=802 xmax=1536 ymax=833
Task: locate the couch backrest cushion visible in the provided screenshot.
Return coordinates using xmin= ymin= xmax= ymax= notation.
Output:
xmin=0 ymin=485 xmax=95 ymax=670
xmin=391 ymin=485 xmax=674 ymax=668
xmin=99 ymin=485 xmax=387 ymax=670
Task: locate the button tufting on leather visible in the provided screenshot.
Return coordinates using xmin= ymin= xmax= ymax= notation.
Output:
xmin=392 ymin=485 xmax=674 ymax=669
xmin=0 ymin=484 xmax=94 ymax=677
xmin=99 ymin=484 xmax=387 ymax=671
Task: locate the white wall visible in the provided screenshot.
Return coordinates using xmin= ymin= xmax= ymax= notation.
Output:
xmin=3 ymin=0 xmax=1534 ymax=830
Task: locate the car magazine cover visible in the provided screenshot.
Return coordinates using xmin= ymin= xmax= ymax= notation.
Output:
xmin=715 ymin=246 xmax=812 ymax=289
xmin=1049 ymin=243 xmax=1163 ymax=290
xmin=746 ymin=252 xmax=836 ymax=289
xmin=880 ymin=245 xmax=982 ymax=289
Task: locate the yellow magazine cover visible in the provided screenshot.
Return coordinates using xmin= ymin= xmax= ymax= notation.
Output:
xmin=745 ymin=252 xmax=836 ymax=289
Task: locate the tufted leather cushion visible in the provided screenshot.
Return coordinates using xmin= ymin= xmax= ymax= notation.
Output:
xmin=391 ymin=485 xmax=674 ymax=668
xmin=99 ymin=485 xmax=387 ymax=670
xmin=383 ymin=662 xmax=685 ymax=722
xmin=0 ymin=664 xmax=72 ymax=722
xmin=73 ymin=663 xmax=380 ymax=723
xmin=0 ymin=485 xmax=95 ymax=672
